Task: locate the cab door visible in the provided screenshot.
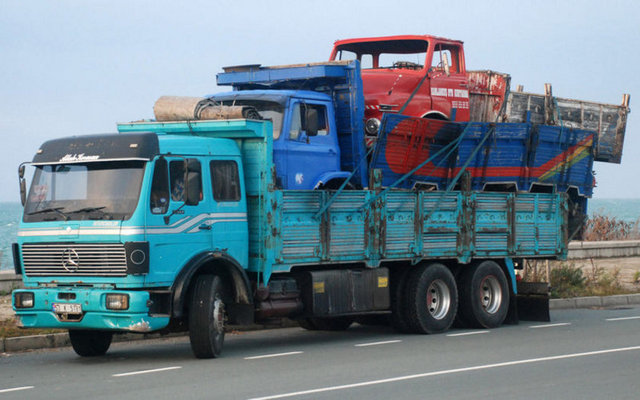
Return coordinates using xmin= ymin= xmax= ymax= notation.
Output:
xmin=283 ymin=100 xmax=340 ymax=189
xmin=427 ymin=43 xmax=470 ymax=121
xmin=207 ymin=158 xmax=248 ymax=268
xmin=145 ymin=157 xmax=211 ymax=285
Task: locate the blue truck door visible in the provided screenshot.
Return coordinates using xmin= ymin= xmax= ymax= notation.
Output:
xmin=284 ymin=100 xmax=340 ymax=189
xmin=146 ymin=157 xmax=212 ymax=285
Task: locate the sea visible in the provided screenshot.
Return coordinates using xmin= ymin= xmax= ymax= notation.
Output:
xmin=1 ymin=199 xmax=640 ymax=271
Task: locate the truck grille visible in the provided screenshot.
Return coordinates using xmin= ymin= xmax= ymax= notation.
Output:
xmin=22 ymin=243 xmax=127 ymax=277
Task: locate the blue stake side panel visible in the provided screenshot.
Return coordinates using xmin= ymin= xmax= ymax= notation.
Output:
xmin=373 ymin=114 xmax=596 ymax=197
xmin=258 ymin=190 xmax=567 ymax=282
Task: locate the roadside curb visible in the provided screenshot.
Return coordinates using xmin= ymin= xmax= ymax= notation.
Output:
xmin=550 ymin=293 xmax=640 ymax=310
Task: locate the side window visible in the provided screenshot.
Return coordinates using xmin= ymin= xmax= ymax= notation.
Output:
xmin=288 ymin=103 xmax=329 ymax=140
xmin=169 ymin=160 xmax=186 ymax=202
xmin=308 ymin=104 xmax=329 ymax=136
xmin=289 ymin=104 xmax=302 ymax=140
xmin=150 ymin=159 xmax=169 ymax=214
xmin=169 ymin=159 xmax=202 ymax=204
xmin=431 ymin=44 xmax=460 ymax=73
xmin=210 ymin=160 xmax=241 ymax=202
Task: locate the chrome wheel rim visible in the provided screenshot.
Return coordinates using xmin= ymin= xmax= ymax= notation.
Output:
xmin=480 ymin=275 xmax=502 ymax=314
xmin=427 ymin=279 xmax=451 ymax=320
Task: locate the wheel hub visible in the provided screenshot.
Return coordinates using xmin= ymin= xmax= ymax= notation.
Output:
xmin=426 ymin=279 xmax=451 ymax=320
xmin=480 ymin=275 xmax=502 ymax=314
xmin=212 ymin=297 xmax=225 ymax=333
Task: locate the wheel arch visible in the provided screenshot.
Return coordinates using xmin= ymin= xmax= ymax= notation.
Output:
xmin=313 ymin=171 xmax=353 ymax=190
xmin=171 ymin=251 xmax=253 ymax=319
xmin=421 ymin=111 xmax=449 ymax=120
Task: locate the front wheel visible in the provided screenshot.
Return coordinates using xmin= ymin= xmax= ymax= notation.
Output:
xmin=405 ymin=263 xmax=458 ymax=334
xmin=189 ymin=274 xmax=227 ymax=359
xmin=69 ymin=330 xmax=113 ymax=357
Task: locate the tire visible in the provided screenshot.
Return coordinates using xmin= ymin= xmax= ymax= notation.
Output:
xmin=69 ymin=330 xmax=113 ymax=357
xmin=404 ymin=263 xmax=458 ymax=334
xmin=189 ymin=274 xmax=227 ymax=359
xmin=458 ymin=260 xmax=510 ymax=329
xmin=390 ymin=267 xmax=412 ymax=333
xmin=307 ymin=316 xmax=353 ymax=331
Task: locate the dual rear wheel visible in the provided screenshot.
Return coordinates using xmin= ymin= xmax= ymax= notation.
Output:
xmin=391 ymin=260 xmax=509 ymax=334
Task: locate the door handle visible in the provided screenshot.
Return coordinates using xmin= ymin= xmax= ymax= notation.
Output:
xmin=199 ymin=224 xmax=212 ymax=231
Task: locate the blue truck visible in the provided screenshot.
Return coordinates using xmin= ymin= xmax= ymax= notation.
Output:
xmin=12 ymin=61 xmax=600 ymax=358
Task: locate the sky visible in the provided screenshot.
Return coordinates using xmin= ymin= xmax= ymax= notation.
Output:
xmin=1 ymin=0 xmax=639 ymax=202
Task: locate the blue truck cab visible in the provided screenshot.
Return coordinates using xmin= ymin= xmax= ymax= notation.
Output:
xmin=212 ymin=61 xmax=368 ymax=190
xmin=209 ymin=89 xmax=346 ymax=190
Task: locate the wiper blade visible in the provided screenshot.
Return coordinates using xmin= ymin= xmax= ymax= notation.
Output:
xmin=68 ymin=206 xmax=107 ymax=214
xmin=27 ymin=207 xmax=70 ymax=220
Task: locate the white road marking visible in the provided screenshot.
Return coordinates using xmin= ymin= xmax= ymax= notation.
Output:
xmin=247 ymin=345 xmax=640 ymax=400
xmin=606 ymin=316 xmax=640 ymax=322
xmin=446 ymin=331 xmax=489 ymax=337
xmin=112 ymin=366 xmax=182 ymax=377
xmin=0 ymin=386 xmax=34 ymax=394
xmin=244 ymin=351 xmax=303 ymax=360
xmin=529 ymin=322 xmax=571 ymax=329
xmin=355 ymin=340 xmax=402 ymax=347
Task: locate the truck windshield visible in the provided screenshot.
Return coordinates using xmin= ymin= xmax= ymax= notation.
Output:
xmin=23 ymin=161 xmax=145 ymax=222
xmin=216 ymin=100 xmax=284 ymax=139
xmin=334 ymin=39 xmax=429 ymax=70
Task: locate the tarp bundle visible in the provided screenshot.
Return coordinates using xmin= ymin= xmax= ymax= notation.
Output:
xmin=153 ymin=96 xmax=261 ymax=121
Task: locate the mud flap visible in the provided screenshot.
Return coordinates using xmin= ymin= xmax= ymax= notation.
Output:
xmin=516 ymin=282 xmax=550 ymax=322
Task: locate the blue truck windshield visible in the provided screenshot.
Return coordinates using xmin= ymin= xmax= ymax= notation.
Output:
xmin=24 ymin=161 xmax=145 ymax=222
xmin=216 ymin=99 xmax=284 ymax=139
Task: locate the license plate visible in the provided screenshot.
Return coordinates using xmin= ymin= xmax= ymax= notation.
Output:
xmin=53 ymin=303 xmax=82 ymax=314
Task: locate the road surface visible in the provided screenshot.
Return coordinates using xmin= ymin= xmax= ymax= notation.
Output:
xmin=1 ymin=306 xmax=639 ymax=399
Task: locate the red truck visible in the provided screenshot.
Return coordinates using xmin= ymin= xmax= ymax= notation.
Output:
xmin=330 ymin=34 xmax=630 ymax=163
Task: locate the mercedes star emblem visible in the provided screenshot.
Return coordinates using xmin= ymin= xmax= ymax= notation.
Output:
xmin=61 ymin=248 xmax=80 ymax=272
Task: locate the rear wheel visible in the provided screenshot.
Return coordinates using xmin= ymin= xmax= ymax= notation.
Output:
xmin=69 ymin=330 xmax=113 ymax=357
xmin=189 ymin=274 xmax=227 ymax=358
xmin=405 ymin=263 xmax=458 ymax=334
xmin=458 ymin=260 xmax=509 ymax=329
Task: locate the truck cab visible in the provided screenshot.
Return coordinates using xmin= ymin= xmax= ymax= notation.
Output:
xmin=13 ymin=126 xmax=256 ymax=356
xmin=330 ymin=34 xmax=470 ymax=131
xmin=208 ymin=90 xmax=344 ymax=189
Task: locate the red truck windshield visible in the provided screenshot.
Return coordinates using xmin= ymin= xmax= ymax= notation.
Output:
xmin=332 ymin=39 xmax=428 ymax=70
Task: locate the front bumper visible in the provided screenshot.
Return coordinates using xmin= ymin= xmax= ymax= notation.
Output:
xmin=12 ymin=288 xmax=169 ymax=332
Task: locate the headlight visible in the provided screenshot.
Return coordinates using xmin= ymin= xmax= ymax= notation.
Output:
xmin=14 ymin=292 xmax=34 ymax=308
xmin=106 ymin=293 xmax=129 ymax=310
xmin=365 ymin=118 xmax=381 ymax=135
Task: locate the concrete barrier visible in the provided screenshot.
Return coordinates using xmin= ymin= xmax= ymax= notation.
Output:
xmin=0 ymin=271 xmax=22 ymax=293
xmin=568 ymin=240 xmax=640 ymax=259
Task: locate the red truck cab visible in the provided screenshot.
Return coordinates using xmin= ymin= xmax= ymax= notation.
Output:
xmin=330 ymin=35 xmax=470 ymax=136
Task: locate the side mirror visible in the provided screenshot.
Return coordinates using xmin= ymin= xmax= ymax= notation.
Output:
xmin=303 ymin=107 xmax=319 ymax=136
xmin=18 ymin=164 xmax=27 ymax=206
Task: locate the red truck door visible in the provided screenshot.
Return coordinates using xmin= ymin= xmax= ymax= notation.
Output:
xmin=426 ymin=42 xmax=469 ymax=121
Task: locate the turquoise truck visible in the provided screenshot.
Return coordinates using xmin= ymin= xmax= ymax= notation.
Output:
xmin=12 ymin=62 xmax=578 ymax=359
